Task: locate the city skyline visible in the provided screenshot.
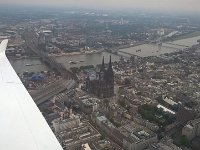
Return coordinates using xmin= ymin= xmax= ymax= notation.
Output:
xmin=1 ymin=2 xmax=200 ymax=149
xmin=1 ymin=0 xmax=200 ymax=14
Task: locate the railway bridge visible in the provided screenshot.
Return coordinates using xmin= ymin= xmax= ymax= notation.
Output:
xmin=24 ymin=29 xmax=76 ymax=80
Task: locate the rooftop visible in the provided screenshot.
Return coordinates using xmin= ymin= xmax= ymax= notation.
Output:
xmin=81 ymin=143 xmax=92 ymax=150
xmin=97 ymin=115 xmax=116 ymax=129
xmin=57 ymin=122 xmax=101 ymax=147
xmin=118 ymin=123 xmax=156 ymax=143
xmin=53 ymin=114 xmax=80 ymax=124
xmin=81 ymin=98 xmax=98 ymax=106
xmin=157 ymin=104 xmax=175 ymax=115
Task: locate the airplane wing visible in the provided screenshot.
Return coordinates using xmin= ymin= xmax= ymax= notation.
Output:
xmin=0 ymin=39 xmax=63 ymax=150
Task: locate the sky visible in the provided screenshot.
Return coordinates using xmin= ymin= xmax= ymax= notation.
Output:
xmin=1 ymin=0 xmax=200 ymax=14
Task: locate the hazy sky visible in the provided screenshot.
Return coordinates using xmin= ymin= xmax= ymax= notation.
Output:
xmin=1 ymin=0 xmax=200 ymax=13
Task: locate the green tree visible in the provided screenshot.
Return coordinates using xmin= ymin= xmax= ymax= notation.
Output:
xmin=124 ymin=78 xmax=131 ymax=85
xmin=118 ymin=99 xmax=126 ymax=107
xmin=70 ymin=67 xmax=79 ymax=74
xmin=23 ymin=71 xmax=29 ymax=77
xmin=180 ymin=135 xmax=190 ymax=148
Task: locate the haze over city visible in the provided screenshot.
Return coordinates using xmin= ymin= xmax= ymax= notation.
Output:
xmin=1 ymin=0 xmax=200 ymax=149
xmin=1 ymin=0 xmax=200 ymax=14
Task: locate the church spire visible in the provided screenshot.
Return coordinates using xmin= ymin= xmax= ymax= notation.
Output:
xmin=108 ymin=55 xmax=113 ymax=75
xmin=107 ymin=55 xmax=113 ymax=74
xmin=106 ymin=55 xmax=114 ymax=83
xmin=100 ymin=56 xmax=105 ymax=71
xmin=103 ymin=56 xmax=105 ymax=66
xmin=108 ymin=55 xmax=112 ymax=68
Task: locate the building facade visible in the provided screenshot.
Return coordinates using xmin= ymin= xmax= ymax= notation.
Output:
xmin=52 ymin=115 xmax=80 ymax=133
xmin=86 ymin=56 xmax=114 ymax=99
xmin=182 ymin=118 xmax=200 ymax=140
xmin=80 ymin=98 xmax=98 ymax=114
xmin=123 ymin=131 xmax=157 ymax=150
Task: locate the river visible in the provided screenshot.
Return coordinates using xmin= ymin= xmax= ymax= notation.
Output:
xmin=118 ymin=36 xmax=200 ymax=57
xmin=54 ymin=52 xmax=120 ymax=69
xmin=118 ymin=44 xmax=180 ymax=58
xmin=9 ymin=36 xmax=200 ymax=74
xmin=9 ymin=58 xmax=49 ymax=74
xmin=170 ymin=36 xmax=200 ymax=47
xmin=9 ymin=52 xmax=120 ymax=74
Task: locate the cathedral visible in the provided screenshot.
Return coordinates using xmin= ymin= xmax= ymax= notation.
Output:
xmin=86 ymin=56 xmax=114 ymax=99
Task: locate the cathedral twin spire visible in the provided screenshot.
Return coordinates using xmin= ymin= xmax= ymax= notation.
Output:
xmin=100 ymin=56 xmax=105 ymax=72
xmin=108 ymin=55 xmax=112 ymax=71
xmin=99 ymin=56 xmax=113 ymax=81
xmin=86 ymin=56 xmax=114 ymax=98
xmin=100 ymin=56 xmax=112 ymax=71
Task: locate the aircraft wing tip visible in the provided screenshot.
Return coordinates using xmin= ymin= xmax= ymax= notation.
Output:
xmin=0 ymin=39 xmax=8 ymax=53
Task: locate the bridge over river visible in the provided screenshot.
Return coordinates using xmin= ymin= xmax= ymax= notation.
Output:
xmin=23 ymin=28 xmax=76 ymax=80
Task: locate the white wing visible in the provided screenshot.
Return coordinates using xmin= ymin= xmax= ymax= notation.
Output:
xmin=0 ymin=39 xmax=63 ymax=150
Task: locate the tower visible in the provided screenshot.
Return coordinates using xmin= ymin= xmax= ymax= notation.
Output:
xmin=100 ymin=56 xmax=105 ymax=71
xmin=86 ymin=56 xmax=114 ymax=98
xmin=100 ymin=56 xmax=105 ymax=80
xmin=106 ymin=55 xmax=114 ymax=97
xmin=106 ymin=55 xmax=114 ymax=83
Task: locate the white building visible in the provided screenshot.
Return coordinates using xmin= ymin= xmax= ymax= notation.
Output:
xmin=123 ymin=129 xmax=157 ymax=150
xmin=163 ymin=97 xmax=178 ymax=106
xmin=52 ymin=115 xmax=80 ymax=133
xmin=157 ymin=104 xmax=175 ymax=115
xmin=81 ymin=143 xmax=92 ymax=150
xmin=81 ymin=98 xmax=98 ymax=113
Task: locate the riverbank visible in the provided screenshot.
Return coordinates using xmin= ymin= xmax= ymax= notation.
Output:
xmin=48 ymin=49 xmax=104 ymax=57
xmin=171 ymin=31 xmax=200 ymax=41
xmin=8 ymin=56 xmax=40 ymax=60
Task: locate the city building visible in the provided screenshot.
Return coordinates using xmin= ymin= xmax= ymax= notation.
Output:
xmin=52 ymin=113 xmax=80 ymax=133
xmin=90 ymin=139 xmax=122 ymax=150
xmin=80 ymin=97 xmax=99 ymax=113
xmin=96 ymin=115 xmax=116 ymax=127
xmin=157 ymin=104 xmax=175 ymax=115
xmin=92 ymin=114 xmax=116 ymax=133
xmin=112 ymin=123 xmax=157 ymax=150
xmin=123 ymin=131 xmax=157 ymax=150
xmin=182 ymin=118 xmax=200 ymax=140
xmin=176 ymin=107 xmax=195 ymax=126
xmin=58 ymin=122 xmax=101 ymax=150
xmin=81 ymin=143 xmax=92 ymax=150
xmin=150 ymin=137 xmax=182 ymax=150
xmin=86 ymin=56 xmax=114 ymax=98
